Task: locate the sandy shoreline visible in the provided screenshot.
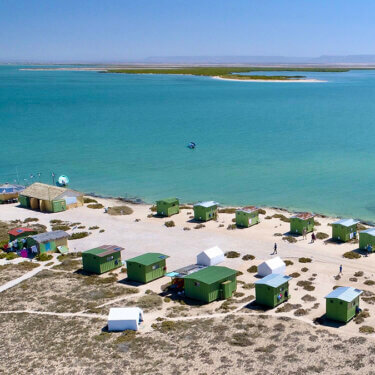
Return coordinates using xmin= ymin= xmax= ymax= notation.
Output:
xmin=212 ymin=75 xmax=326 ymax=82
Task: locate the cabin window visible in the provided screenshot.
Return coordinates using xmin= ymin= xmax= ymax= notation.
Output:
xmin=106 ymin=256 xmax=114 ymax=261
xmin=330 ymin=300 xmax=333 ymax=303
xmin=152 ymin=264 xmax=160 ymax=270
xmin=194 ymin=282 xmax=200 ymax=287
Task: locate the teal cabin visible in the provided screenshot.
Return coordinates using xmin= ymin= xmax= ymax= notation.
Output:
xmin=359 ymin=228 xmax=375 ymax=251
xmin=8 ymin=227 xmax=37 ymax=242
xmin=156 ymin=198 xmax=179 ymax=217
xmin=235 ymin=206 xmax=259 ymax=228
xmin=255 ymin=274 xmax=292 ymax=308
xmin=331 ymin=218 xmax=359 ymax=242
xmin=126 ymin=253 xmax=169 ymax=283
xmin=82 ymin=245 xmax=124 ymax=274
xmin=193 ymin=201 xmax=219 ymax=222
xmin=325 ymin=287 xmax=362 ymax=323
xmin=290 ymin=212 xmax=315 ymax=235
xmin=26 ymin=230 xmax=69 ymax=254
xmin=184 ymin=266 xmax=237 ymax=303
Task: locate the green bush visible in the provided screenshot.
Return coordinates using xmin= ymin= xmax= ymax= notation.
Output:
xmin=70 ymin=232 xmax=90 ymax=240
xmin=36 ymin=253 xmax=53 ymax=262
xmin=301 ymin=267 xmax=309 ymax=272
xmin=99 ymin=229 xmax=105 ymax=233
xmin=242 ymin=254 xmax=255 ymax=261
xmin=316 ymin=232 xmax=329 ymax=240
xmin=52 ymin=225 xmax=70 ymax=231
xmin=258 ymin=208 xmax=266 ymax=215
xmin=225 ymin=251 xmax=240 ymax=258
xmin=272 ymin=214 xmax=290 ymax=223
xmin=87 ymin=203 xmax=104 ymax=209
xmin=107 ymin=206 xmax=133 ymax=215
xmin=218 ymin=208 xmax=237 ymax=214
xmin=285 ymin=260 xmax=294 ymax=266
xmin=164 ymin=221 xmax=175 ymax=228
xmin=24 ymin=217 xmax=39 ymax=223
xmin=227 ymin=224 xmax=236 ymax=230
xmin=83 ymin=197 xmax=98 ymax=204
xmin=298 ymin=257 xmax=312 ymax=263
xmin=289 ymin=272 xmax=301 ymax=278
xmin=247 ymin=265 xmax=257 ymax=273
xmin=88 ymin=226 xmax=99 ymax=230
xmin=343 ymin=251 xmax=361 ymax=259
xmin=283 ymin=236 xmax=297 ymax=243
xmin=359 ymin=325 xmax=374 ymax=334
xmin=194 ymin=224 xmax=205 ymax=229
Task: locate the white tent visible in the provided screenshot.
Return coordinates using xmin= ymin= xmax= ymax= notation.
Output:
xmin=257 ymin=257 xmax=286 ymax=277
xmin=108 ymin=307 xmax=144 ymax=331
xmin=196 ymin=246 xmax=225 ymax=266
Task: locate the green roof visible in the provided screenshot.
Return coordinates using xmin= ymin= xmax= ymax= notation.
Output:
xmin=83 ymin=248 xmax=108 ymax=256
xmin=156 ymin=198 xmax=179 ymax=204
xmin=126 ymin=252 xmax=169 ymax=266
xmin=184 ymin=266 xmax=237 ymax=284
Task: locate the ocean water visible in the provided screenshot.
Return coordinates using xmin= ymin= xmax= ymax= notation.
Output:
xmin=2 ymin=66 xmax=375 ymax=221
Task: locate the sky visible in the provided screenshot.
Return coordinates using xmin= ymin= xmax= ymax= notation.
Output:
xmin=1 ymin=0 xmax=375 ymax=62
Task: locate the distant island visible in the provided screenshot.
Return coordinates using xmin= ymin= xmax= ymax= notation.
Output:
xmin=103 ymin=66 xmax=349 ymax=82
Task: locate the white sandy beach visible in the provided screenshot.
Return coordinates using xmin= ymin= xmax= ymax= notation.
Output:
xmin=212 ymin=76 xmax=326 ymax=82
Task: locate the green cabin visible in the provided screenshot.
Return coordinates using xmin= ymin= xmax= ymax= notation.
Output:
xmin=235 ymin=206 xmax=259 ymax=228
xmin=18 ymin=182 xmax=83 ymax=213
xmin=255 ymin=274 xmax=292 ymax=308
xmin=26 ymin=230 xmax=69 ymax=254
xmin=8 ymin=227 xmax=37 ymax=242
xmin=126 ymin=252 xmax=169 ymax=283
xmin=156 ymin=198 xmax=179 ymax=217
xmin=331 ymin=218 xmax=359 ymax=242
xmin=184 ymin=266 xmax=237 ymax=303
xmin=82 ymin=245 xmax=124 ymax=274
xmin=193 ymin=201 xmax=219 ymax=222
xmin=290 ymin=212 xmax=315 ymax=235
xmin=359 ymin=228 xmax=375 ymax=251
xmin=325 ymin=287 xmax=362 ymax=323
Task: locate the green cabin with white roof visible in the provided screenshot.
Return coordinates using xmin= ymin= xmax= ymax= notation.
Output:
xmin=82 ymin=245 xmax=123 ymax=274
xmin=126 ymin=252 xmax=169 ymax=283
xmin=255 ymin=274 xmax=292 ymax=308
xmin=325 ymin=287 xmax=362 ymax=323
xmin=235 ymin=206 xmax=259 ymax=228
xmin=290 ymin=212 xmax=315 ymax=235
xmin=331 ymin=218 xmax=359 ymax=242
xmin=156 ymin=198 xmax=179 ymax=217
xmin=193 ymin=201 xmax=219 ymax=222
xmin=359 ymin=228 xmax=375 ymax=251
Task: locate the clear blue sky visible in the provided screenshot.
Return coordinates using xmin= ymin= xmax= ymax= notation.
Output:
xmin=1 ymin=0 xmax=374 ymax=62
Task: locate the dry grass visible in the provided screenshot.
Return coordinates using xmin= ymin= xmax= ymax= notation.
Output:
xmin=0 ymin=262 xmax=39 ymax=285
xmin=343 ymin=251 xmax=361 ymax=259
xmin=107 ymin=206 xmax=133 ymax=215
xmin=225 ymin=251 xmax=240 ymax=258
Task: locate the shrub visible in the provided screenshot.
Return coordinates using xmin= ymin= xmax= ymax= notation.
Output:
xmin=343 ymin=251 xmax=361 ymax=259
xmin=51 ymin=225 xmax=70 ymax=231
xmin=364 ymin=280 xmax=375 ymax=286
xmin=314 ymin=221 xmax=321 ymax=226
xmin=274 ymin=233 xmax=283 ymax=237
xmin=316 ymin=232 xmax=329 ymax=240
xmin=183 ymin=227 xmax=191 ymax=231
xmin=242 ymin=283 xmax=254 ymax=289
xmin=285 ymin=260 xmax=294 ymax=266
xmin=355 ymin=271 xmax=364 ymax=277
xmin=83 ymin=197 xmax=98 ymax=204
xmin=164 ymin=221 xmax=175 ymax=228
xmin=265 ymin=216 xmax=272 ymax=220
xmin=107 ymin=206 xmax=133 ymax=215
xmin=225 ymin=251 xmax=240 ymax=258
xmin=70 ymin=232 xmax=90 ymax=240
xmin=36 ymin=253 xmax=53 ymax=262
xmin=359 ymin=326 xmax=375 ymax=334
xmin=258 ymin=208 xmax=266 ymax=215
xmin=114 ymin=330 xmax=137 ymax=344
xmin=294 ymin=308 xmax=308 ymax=316
xmin=88 ymin=226 xmax=99 ymax=230
xmin=194 ymin=224 xmax=205 ymax=229
xmin=357 ymin=223 xmax=367 ymax=231
xmin=218 ymin=208 xmax=237 ymax=214
xmin=218 ymin=224 xmax=224 ymax=228
xmin=301 ymin=267 xmax=309 ymax=272
xmin=5 ymin=252 xmax=19 ymax=260
xmin=242 ymin=254 xmax=255 ymax=261
xmin=289 ymin=272 xmax=301 ymax=278
xmin=227 ymin=224 xmax=236 ymax=230
xmin=247 ymin=265 xmax=257 ymax=273
xmin=99 ymin=229 xmax=105 ymax=233
xmin=301 ymin=294 xmax=316 ymax=302
xmin=297 ymin=280 xmax=315 ymax=291
xmin=272 ymin=214 xmax=290 ymax=223
xmin=354 ymin=310 xmax=370 ymax=324
xmin=299 ymin=257 xmax=312 ymax=263
xmin=24 ymin=217 xmax=39 ymax=223
xmin=87 ymin=203 xmax=104 ymax=209
xmin=349 ymin=277 xmax=358 ymax=282
xmin=231 ymin=332 xmax=253 ymax=347
xmin=283 ymin=236 xmax=297 ymax=243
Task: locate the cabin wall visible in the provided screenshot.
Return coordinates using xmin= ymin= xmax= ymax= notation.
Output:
xmin=157 ymin=202 xmax=179 ymax=217
xmin=290 ymin=218 xmax=314 ymax=235
xmin=236 ymin=211 xmax=259 ymax=228
xmin=194 ymin=206 xmax=217 ymax=222
xmin=332 ymin=224 xmax=356 ymax=242
xmin=359 ymin=233 xmax=375 ymax=250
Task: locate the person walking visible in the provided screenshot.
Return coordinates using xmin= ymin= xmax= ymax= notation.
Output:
xmin=311 ymin=232 xmax=316 ymax=243
xmin=272 ymin=242 xmax=278 ymax=255
xmin=302 ymin=228 xmax=307 ymax=240
xmin=339 ymin=264 xmax=343 ymax=274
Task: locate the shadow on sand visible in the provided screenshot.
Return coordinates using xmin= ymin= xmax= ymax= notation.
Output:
xmin=313 ymin=314 xmax=347 ymax=328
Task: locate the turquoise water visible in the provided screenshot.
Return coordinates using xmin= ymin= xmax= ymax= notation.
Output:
xmin=2 ymin=66 xmax=375 ymax=221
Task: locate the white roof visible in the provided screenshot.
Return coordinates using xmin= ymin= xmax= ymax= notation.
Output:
xmin=360 ymin=228 xmax=375 ymax=236
xmin=108 ymin=307 xmax=143 ymax=321
xmin=194 ymin=201 xmax=219 ymax=208
xmin=332 ymin=218 xmax=359 ymax=227
xmin=262 ymin=256 xmax=285 ymax=270
xmin=201 ymin=246 xmax=223 ymax=259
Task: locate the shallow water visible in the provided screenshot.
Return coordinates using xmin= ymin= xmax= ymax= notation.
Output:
xmin=1 ymin=66 xmax=375 ymax=221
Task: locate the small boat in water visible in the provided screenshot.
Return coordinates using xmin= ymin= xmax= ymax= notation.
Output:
xmin=187 ymin=142 xmax=196 ymax=149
